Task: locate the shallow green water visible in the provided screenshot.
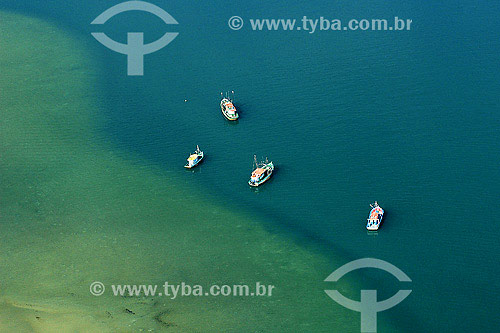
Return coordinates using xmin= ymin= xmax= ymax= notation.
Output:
xmin=1 ymin=0 xmax=500 ymax=332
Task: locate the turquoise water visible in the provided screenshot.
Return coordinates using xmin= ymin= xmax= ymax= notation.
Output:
xmin=2 ymin=0 xmax=500 ymax=331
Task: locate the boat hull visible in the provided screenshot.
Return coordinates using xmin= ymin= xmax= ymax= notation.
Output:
xmin=221 ymin=107 xmax=239 ymax=121
xmin=366 ymin=206 xmax=384 ymax=230
xmin=248 ymin=171 xmax=273 ymax=187
xmin=184 ymin=154 xmax=204 ymax=169
xmin=366 ymin=218 xmax=383 ymax=231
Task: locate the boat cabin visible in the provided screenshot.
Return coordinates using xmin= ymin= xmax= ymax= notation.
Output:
xmin=251 ymin=168 xmax=266 ymax=181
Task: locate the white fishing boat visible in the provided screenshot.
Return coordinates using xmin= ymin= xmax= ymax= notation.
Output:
xmin=248 ymin=156 xmax=274 ymax=187
xmin=220 ymin=91 xmax=239 ymax=121
xmin=366 ymin=201 xmax=384 ymax=231
xmin=184 ymin=145 xmax=204 ymax=169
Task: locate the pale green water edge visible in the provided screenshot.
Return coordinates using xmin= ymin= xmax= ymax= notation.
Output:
xmin=0 ymin=12 xmax=396 ymax=332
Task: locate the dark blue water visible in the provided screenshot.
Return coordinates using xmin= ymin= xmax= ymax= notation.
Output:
xmin=2 ymin=0 xmax=500 ymax=331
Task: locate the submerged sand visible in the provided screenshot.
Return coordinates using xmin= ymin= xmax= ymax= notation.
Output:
xmin=0 ymin=11 xmax=397 ymax=332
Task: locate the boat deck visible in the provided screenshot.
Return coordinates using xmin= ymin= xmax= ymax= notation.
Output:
xmin=369 ymin=207 xmax=383 ymax=220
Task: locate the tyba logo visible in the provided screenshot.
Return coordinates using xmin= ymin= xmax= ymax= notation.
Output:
xmin=91 ymin=1 xmax=179 ymax=76
xmin=324 ymin=258 xmax=412 ymax=332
